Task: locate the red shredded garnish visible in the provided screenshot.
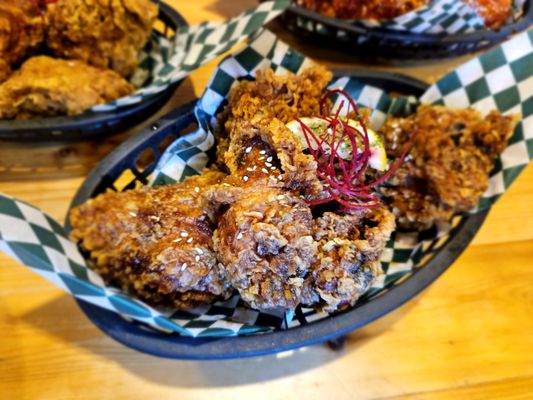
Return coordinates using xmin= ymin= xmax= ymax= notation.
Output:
xmin=296 ymin=89 xmax=416 ymax=209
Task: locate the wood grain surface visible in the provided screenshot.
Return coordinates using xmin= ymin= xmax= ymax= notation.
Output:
xmin=1 ymin=1 xmax=532 ymax=399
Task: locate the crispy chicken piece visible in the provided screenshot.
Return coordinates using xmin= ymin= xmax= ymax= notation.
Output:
xmin=223 ymin=118 xmax=323 ymax=195
xmin=0 ymin=56 xmax=134 ymax=119
xmin=213 ymin=186 xmax=316 ymax=311
xmin=302 ymin=206 xmax=395 ymax=312
xmin=45 ymin=0 xmax=158 ymax=78
xmin=223 ymin=66 xmax=333 ymax=128
xmin=0 ymin=0 xmax=45 ymax=81
xmin=379 ymin=104 xmax=517 ymax=230
xmin=207 ymin=141 xmax=316 ymax=311
xmin=219 ymin=66 xmax=332 ymax=196
xmin=69 ymin=171 xmax=233 ymax=309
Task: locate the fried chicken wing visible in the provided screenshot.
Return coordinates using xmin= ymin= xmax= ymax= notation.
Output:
xmin=45 ymin=0 xmax=158 ymax=78
xmin=297 ymin=0 xmax=430 ymax=20
xmin=297 ymin=0 xmax=511 ymax=28
xmin=219 ymin=66 xmax=333 ymax=196
xmin=379 ymin=104 xmax=517 ymax=230
xmin=223 ymin=66 xmax=333 ymax=128
xmin=0 ymin=0 xmax=45 ymax=81
xmin=0 ymin=56 xmax=134 ymax=119
xmin=206 ymin=139 xmax=316 ymax=311
xmin=302 ymin=206 xmax=395 ymax=312
xmin=69 ymin=171 xmax=233 ymax=308
xmin=213 ymin=186 xmax=315 ymax=311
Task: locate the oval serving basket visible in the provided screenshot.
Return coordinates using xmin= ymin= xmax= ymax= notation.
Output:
xmin=65 ymin=70 xmax=488 ymax=360
xmin=0 ymin=1 xmax=187 ymax=142
xmin=279 ymin=1 xmax=533 ymax=60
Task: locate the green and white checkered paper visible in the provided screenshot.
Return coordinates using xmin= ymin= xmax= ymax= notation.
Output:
xmin=0 ymin=29 xmax=531 ymax=337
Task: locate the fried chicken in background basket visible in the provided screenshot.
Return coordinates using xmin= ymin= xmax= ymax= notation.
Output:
xmin=296 ymin=0 xmax=430 ymax=20
xmin=0 ymin=56 xmax=134 ymax=120
xmin=297 ymin=0 xmax=513 ymax=29
xmin=0 ymin=0 xmax=158 ymax=119
xmin=45 ymin=0 xmax=158 ymax=78
xmin=0 ymin=0 xmax=45 ymax=82
xmin=70 ymin=171 xmax=233 ymax=309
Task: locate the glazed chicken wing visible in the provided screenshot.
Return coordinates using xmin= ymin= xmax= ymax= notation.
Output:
xmin=219 ymin=66 xmax=333 ymax=196
xmin=69 ymin=171 xmax=233 ymax=308
xmin=379 ymin=104 xmax=517 ymax=230
xmin=0 ymin=56 xmax=134 ymax=119
xmin=0 ymin=0 xmax=45 ymax=81
xmin=45 ymin=0 xmax=158 ymax=78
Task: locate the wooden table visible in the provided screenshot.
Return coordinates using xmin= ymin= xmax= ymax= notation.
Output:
xmin=1 ymin=2 xmax=532 ymax=399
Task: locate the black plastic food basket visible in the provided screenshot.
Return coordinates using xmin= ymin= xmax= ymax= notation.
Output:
xmin=65 ymin=70 xmax=488 ymax=359
xmin=0 ymin=1 xmax=188 ymax=142
xmin=279 ymin=1 xmax=533 ymax=60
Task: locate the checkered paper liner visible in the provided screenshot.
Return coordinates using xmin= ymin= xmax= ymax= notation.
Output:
xmin=1 ymin=29 xmax=531 ymax=338
xmin=295 ymin=0 xmax=526 ymax=35
xmin=88 ymin=0 xmax=290 ymax=112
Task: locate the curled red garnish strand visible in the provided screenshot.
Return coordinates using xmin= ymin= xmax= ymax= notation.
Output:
xmin=297 ymin=89 xmax=416 ymax=209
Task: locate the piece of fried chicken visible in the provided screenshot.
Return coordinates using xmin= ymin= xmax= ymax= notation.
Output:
xmin=213 ymin=187 xmax=315 ymax=311
xmin=302 ymin=206 xmax=395 ymax=312
xmin=208 ymin=139 xmax=316 ymax=311
xmin=0 ymin=0 xmax=45 ymax=81
xmin=45 ymin=0 xmax=158 ymax=78
xmin=379 ymin=104 xmax=518 ymax=230
xmin=0 ymin=56 xmax=134 ymax=119
xmin=219 ymin=66 xmax=333 ymax=196
xmin=222 ymin=66 xmax=333 ymax=128
xmin=69 ymin=170 xmax=233 ymax=309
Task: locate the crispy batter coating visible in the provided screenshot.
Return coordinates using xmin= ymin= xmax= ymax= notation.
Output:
xmin=0 ymin=0 xmax=45 ymax=81
xmin=380 ymin=104 xmax=517 ymax=230
xmin=69 ymin=171 xmax=233 ymax=309
xmin=213 ymin=186 xmax=316 ymax=311
xmin=223 ymin=66 xmax=333 ymax=128
xmin=220 ymin=66 xmax=332 ymax=196
xmin=223 ymin=118 xmax=323 ymax=195
xmin=45 ymin=0 xmax=158 ymax=77
xmin=302 ymin=206 xmax=395 ymax=312
xmin=0 ymin=56 xmax=134 ymax=119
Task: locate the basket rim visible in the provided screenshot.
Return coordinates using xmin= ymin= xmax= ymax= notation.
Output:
xmin=0 ymin=0 xmax=188 ymax=142
xmin=66 ymin=69 xmax=489 ymax=359
xmin=285 ymin=0 xmax=533 ymax=44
